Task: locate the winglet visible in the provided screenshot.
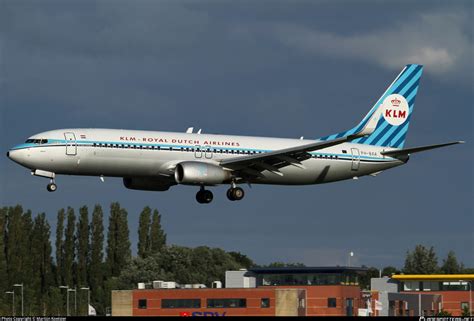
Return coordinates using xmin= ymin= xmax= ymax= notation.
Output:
xmin=354 ymin=108 xmax=382 ymax=137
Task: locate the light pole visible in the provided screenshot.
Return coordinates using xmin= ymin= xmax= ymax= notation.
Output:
xmin=13 ymin=284 xmax=23 ymax=316
xmin=5 ymin=291 xmax=15 ymax=316
xmin=59 ymin=286 xmax=69 ymax=316
xmin=80 ymin=287 xmax=90 ymax=316
xmin=348 ymin=251 xmax=354 ymax=267
xmin=68 ymin=288 xmax=77 ymax=316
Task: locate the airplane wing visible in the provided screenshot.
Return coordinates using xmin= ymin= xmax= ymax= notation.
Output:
xmin=220 ymin=134 xmax=358 ymax=177
xmin=220 ymin=104 xmax=382 ymax=177
xmin=380 ymin=141 xmax=464 ymax=158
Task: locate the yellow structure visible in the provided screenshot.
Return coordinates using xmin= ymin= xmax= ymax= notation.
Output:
xmin=391 ymin=274 xmax=474 ymax=281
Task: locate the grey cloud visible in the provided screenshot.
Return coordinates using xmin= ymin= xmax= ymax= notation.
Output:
xmin=3 ymin=1 xmax=210 ymax=59
xmin=271 ymin=9 xmax=472 ymax=78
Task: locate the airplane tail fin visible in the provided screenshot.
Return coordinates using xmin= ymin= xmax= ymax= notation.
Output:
xmin=320 ymin=64 xmax=423 ymax=148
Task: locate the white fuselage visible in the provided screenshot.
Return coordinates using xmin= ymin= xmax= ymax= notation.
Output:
xmin=8 ymin=128 xmax=403 ymax=186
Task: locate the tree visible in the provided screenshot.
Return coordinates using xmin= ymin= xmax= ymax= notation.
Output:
xmin=117 ymin=255 xmax=172 ymax=290
xmin=435 ymin=309 xmax=452 ymax=316
xmin=89 ymin=205 xmax=105 ymax=315
xmin=228 ymin=252 xmax=255 ymax=269
xmin=55 ymin=209 xmax=65 ymax=286
xmin=359 ymin=266 xmax=380 ymax=290
xmin=106 ymin=202 xmax=131 ymax=277
xmin=63 ymin=207 xmax=76 ymax=287
xmin=117 ymin=245 xmax=244 ymax=289
xmin=381 ymin=266 xmax=400 ymax=277
xmin=137 ymin=207 xmax=151 ymax=258
xmin=440 ymin=251 xmax=461 ymax=274
xmin=76 ymin=206 xmax=89 ymax=287
xmin=461 ymin=305 xmax=471 ymax=317
xmin=47 ymin=287 xmax=64 ymax=316
xmin=149 ymin=209 xmax=166 ymax=254
xmin=105 ymin=202 xmax=133 ymax=313
xmin=0 ymin=208 xmax=8 ymax=313
xmin=5 ymin=206 xmax=24 ymax=283
xmin=403 ymin=245 xmax=439 ymax=274
xmin=265 ymin=262 xmax=306 ymax=268
xmin=6 ymin=206 xmax=35 ymax=314
xmin=30 ymin=213 xmax=54 ymax=314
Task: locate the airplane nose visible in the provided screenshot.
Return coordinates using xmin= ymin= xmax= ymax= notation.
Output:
xmin=7 ymin=150 xmax=20 ymax=163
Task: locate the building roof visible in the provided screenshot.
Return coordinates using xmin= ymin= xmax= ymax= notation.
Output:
xmin=391 ymin=274 xmax=474 ymax=281
xmin=248 ymin=266 xmax=368 ymax=274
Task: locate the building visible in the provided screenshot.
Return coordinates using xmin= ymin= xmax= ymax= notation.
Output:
xmin=370 ymin=274 xmax=473 ymax=316
xmin=112 ymin=267 xmax=367 ymax=316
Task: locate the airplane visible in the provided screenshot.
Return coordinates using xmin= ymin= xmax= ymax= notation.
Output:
xmin=7 ymin=64 xmax=464 ymax=204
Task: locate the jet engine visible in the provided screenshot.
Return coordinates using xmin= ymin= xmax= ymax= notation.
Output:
xmin=174 ymin=161 xmax=232 ymax=185
xmin=123 ymin=177 xmax=175 ymax=191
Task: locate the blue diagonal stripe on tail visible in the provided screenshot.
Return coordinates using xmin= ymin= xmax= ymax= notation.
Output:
xmin=317 ymin=64 xmax=423 ymax=149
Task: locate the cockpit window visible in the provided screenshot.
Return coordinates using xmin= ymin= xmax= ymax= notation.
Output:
xmin=25 ymin=139 xmax=48 ymax=144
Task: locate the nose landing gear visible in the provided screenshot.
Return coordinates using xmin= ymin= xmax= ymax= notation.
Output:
xmin=196 ymin=187 xmax=213 ymax=204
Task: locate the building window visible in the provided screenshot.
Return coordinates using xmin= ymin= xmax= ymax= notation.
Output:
xmin=422 ymin=281 xmax=439 ymax=291
xmin=138 ymin=299 xmax=147 ymax=309
xmin=161 ymin=299 xmax=201 ymax=309
xmin=328 ymin=298 xmax=337 ymax=308
xmin=261 ymin=298 xmax=270 ymax=308
xmin=461 ymin=302 xmax=469 ymax=310
xmin=207 ymin=299 xmax=246 ymax=308
xmin=404 ymin=281 xmax=420 ymax=291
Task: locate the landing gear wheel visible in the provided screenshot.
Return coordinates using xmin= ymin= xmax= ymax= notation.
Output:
xmin=47 ymin=183 xmax=57 ymax=192
xmin=232 ymin=187 xmax=244 ymax=201
xmin=227 ymin=187 xmax=245 ymax=201
xmin=196 ymin=189 xmax=213 ymax=204
xmin=227 ymin=188 xmax=234 ymax=201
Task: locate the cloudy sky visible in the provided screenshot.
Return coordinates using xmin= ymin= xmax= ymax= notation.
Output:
xmin=1 ymin=0 xmax=472 ymax=268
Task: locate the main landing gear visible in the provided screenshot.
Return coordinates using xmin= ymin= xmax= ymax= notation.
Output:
xmin=195 ymin=185 xmax=245 ymax=204
xmin=47 ymin=180 xmax=57 ymax=192
xmin=196 ymin=187 xmax=213 ymax=204
xmin=227 ymin=186 xmax=245 ymax=201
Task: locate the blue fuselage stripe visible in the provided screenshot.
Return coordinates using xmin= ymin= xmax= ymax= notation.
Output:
xmin=11 ymin=140 xmax=396 ymax=163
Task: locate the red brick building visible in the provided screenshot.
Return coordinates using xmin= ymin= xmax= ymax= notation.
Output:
xmin=392 ymin=274 xmax=473 ymax=316
xmin=112 ymin=267 xmax=367 ymax=316
xmin=370 ymin=274 xmax=474 ymax=316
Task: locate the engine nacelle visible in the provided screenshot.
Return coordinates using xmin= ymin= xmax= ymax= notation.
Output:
xmin=174 ymin=162 xmax=232 ymax=185
xmin=123 ymin=177 xmax=174 ymax=191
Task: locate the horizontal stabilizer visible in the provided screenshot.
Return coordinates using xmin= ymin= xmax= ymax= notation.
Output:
xmin=381 ymin=141 xmax=464 ymax=157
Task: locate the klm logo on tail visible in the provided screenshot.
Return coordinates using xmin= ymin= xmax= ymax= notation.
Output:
xmin=320 ymin=64 xmax=423 ymax=148
xmin=382 ymin=94 xmax=409 ymax=126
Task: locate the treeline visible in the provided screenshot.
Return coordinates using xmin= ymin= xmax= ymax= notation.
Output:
xmin=2 ymin=203 xmax=471 ymax=315
xmin=0 ymin=203 xmax=255 ymax=316
xmin=359 ymin=245 xmax=474 ymax=289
